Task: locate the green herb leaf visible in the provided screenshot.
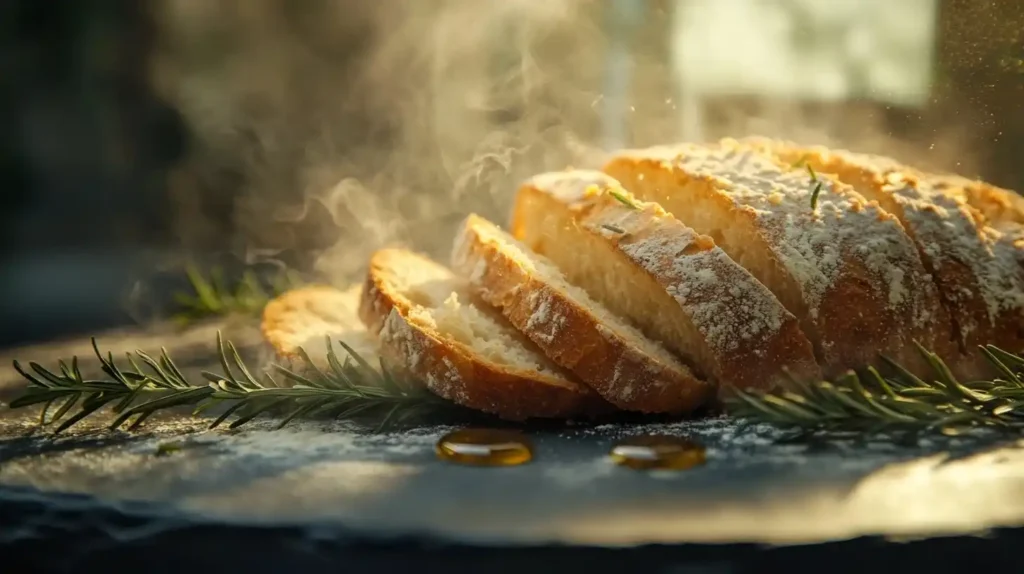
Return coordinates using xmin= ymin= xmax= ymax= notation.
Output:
xmin=608 ymin=189 xmax=639 ymax=210
xmin=809 ymin=182 xmax=823 ymax=210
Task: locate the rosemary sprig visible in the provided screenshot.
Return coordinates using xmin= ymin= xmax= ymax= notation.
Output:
xmin=608 ymin=189 xmax=640 ymax=210
xmin=809 ymin=182 xmax=823 ymax=210
xmin=805 ymin=164 xmax=824 ymax=210
xmin=724 ymin=343 xmax=1024 ymax=433
xmin=8 ymin=332 xmax=467 ymax=433
xmin=172 ymin=264 xmax=303 ymax=323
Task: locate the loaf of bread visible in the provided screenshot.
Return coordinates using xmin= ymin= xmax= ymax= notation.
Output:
xmin=602 ymin=142 xmax=948 ymax=377
xmin=729 ymin=137 xmax=1024 ymax=377
xmin=260 ymin=138 xmax=1024 ymax=420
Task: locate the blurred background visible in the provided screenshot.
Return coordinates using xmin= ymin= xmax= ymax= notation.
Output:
xmin=0 ymin=0 xmax=1021 ymax=349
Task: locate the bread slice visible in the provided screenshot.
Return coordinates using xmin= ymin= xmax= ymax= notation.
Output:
xmin=261 ymin=284 xmax=381 ymax=369
xmin=508 ymin=170 xmax=822 ymax=394
xmin=358 ymin=248 xmax=608 ymax=420
xmin=451 ymin=213 xmax=713 ymax=413
xmin=729 ymin=137 xmax=1023 ymax=373
xmin=602 ymin=143 xmax=946 ymax=377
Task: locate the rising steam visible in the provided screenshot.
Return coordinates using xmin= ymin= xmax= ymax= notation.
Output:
xmin=150 ymin=0 xmax=979 ymax=289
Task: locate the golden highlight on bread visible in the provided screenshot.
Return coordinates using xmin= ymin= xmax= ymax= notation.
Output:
xmin=602 ymin=142 xmax=946 ymax=377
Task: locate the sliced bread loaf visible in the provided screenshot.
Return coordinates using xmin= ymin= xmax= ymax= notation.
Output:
xmin=451 ymin=213 xmax=712 ymax=413
xmin=732 ymin=137 xmax=1022 ymax=373
xmin=509 ymin=170 xmax=821 ymax=394
xmin=358 ymin=248 xmax=608 ymax=420
xmin=602 ymin=143 xmax=946 ymax=377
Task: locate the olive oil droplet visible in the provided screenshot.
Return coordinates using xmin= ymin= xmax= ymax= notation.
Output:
xmin=609 ymin=434 xmax=706 ymax=471
xmin=435 ymin=428 xmax=533 ymax=467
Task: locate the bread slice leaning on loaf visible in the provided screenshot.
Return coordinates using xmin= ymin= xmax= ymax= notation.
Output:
xmin=603 ymin=144 xmax=946 ymax=377
xmin=510 ymin=170 xmax=822 ymax=394
xmin=451 ymin=213 xmax=712 ymax=413
xmin=730 ymin=137 xmax=1022 ymax=375
xmin=261 ymin=284 xmax=383 ymax=370
xmin=358 ymin=248 xmax=609 ymax=420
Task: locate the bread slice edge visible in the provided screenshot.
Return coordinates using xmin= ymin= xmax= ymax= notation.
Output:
xmin=452 ymin=213 xmax=712 ymax=414
xmin=358 ymin=247 xmax=609 ymax=420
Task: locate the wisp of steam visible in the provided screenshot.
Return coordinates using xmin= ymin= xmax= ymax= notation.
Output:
xmin=150 ymin=0 xmax=979 ymax=290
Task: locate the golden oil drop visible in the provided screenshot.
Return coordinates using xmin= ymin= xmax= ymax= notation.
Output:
xmin=609 ymin=434 xmax=706 ymax=471
xmin=435 ymin=428 xmax=534 ymax=467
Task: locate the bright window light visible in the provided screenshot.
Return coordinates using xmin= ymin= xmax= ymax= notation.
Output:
xmin=671 ymin=0 xmax=939 ymax=107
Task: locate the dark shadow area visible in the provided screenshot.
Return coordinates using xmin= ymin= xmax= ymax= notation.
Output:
xmin=0 ymin=483 xmax=1020 ymax=574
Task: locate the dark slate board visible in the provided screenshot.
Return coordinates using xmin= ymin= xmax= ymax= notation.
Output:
xmin=2 ymin=320 xmax=1024 ymax=572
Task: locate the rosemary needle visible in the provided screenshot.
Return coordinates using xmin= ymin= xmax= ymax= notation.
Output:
xmin=608 ymin=189 xmax=640 ymax=210
xmin=810 ymin=181 xmax=823 ymax=210
xmin=805 ymin=164 xmax=823 ymax=210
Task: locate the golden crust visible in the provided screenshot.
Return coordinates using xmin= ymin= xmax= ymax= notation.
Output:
xmin=357 ymin=248 xmax=609 ymax=421
xmin=451 ymin=213 xmax=713 ymax=414
xmin=730 ymin=137 xmax=1023 ymax=377
xmin=512 ymin=173 xmax=822 ymax=392
xmin=930 ymin=175 xmax=1024 ymax=228
xmin=604 ymin=144 xmax=944 ymax=377
xmin=261 ymin=284 xmax=365 ymax=361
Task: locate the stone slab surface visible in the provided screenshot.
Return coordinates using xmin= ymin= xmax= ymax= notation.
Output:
xmin=1 ymin=321 xmax=1024 ymax=570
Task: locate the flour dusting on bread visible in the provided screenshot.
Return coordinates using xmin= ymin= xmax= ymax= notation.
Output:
xmin=513 ymin=171 xmax=821 ymax=392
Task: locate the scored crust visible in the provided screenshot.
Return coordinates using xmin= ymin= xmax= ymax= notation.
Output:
xmin=358 ymin=248 xmax=609 ymax=420
xmin=451 ymin=213 xmax=713 ymax=414
xmin=731 ymin=137 xmax=1022 ymax=375
xmin=510 ymin=170 xmax=822 ymax=393
xmin=603 ymin=143 xmax=945 ymax=377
